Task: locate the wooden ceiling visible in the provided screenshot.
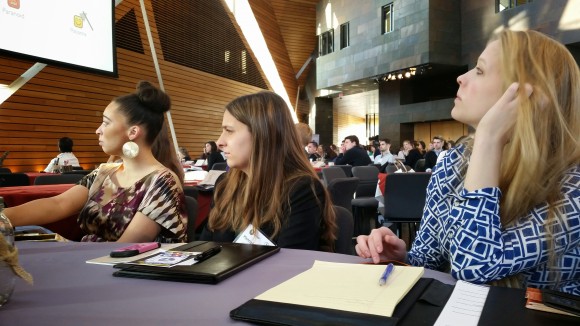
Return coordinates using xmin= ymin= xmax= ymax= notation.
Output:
xmin=248 ymin=0 xmax=319 ymax=118
xmin=269 ymin=0 xmax=318 ymax=86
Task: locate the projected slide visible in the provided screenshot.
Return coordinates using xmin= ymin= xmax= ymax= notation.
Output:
xmin=0 ymin=0 xmax=116 ymax=75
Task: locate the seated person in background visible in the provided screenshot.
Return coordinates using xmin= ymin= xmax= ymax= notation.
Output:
xmin=334 ymin=135 xmax=372 ymax=166
xmin=307 ymin=141 xmax=321 ymax=161
xmin=5 ymin=81 xmax=187 ymax=243
xmin=323 ymin=144 xmax=338 ymax=162
xmin=356 ymin=30 xmax=579 ymax=295
xmin=424 ymin=136 xmax=444 ymax=172
xmin=316 ymin=144 xmax=325 ymax=158
xmin=203 ymin=141 xmax=226 ymax=170
xmin=295 ymin=122 xmax=313 ymax=156
xmin=200 ymin=91 xmax=337 ymax=251
xmin=44 ymin=137 xmax=82 ymax=172
xmin=178 ymin=147 xmax=191 ymax=161
xmin=397 ymin=140 xmax=422 ymax=169
xmin=374 ymin=138 xmax=396 ymax=166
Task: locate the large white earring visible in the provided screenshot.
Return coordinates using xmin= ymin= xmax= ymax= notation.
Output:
xmin=122 ymin=141 xmax=139 ymax=159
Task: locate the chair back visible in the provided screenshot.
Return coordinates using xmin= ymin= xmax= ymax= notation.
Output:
xmin=183 ymin=185 xmax=199 ymax=199
xmin=336 ymin=165 xmax=353 ymax=177
xmin=369 ymin=163 xmax=382 ymax=170
xmin=383 ymin=173 xmax=431 ymax=222
xmin=34 ymin=174 xmax=84 ymax=185
xmin=326 ymin=177 xmax=359 ymax=212
xmin=333 ymin=205 xmax=354 ymax=255
xmin=0 ymin=173 xmax=30 ymax=187
xmin=382 ymin=163 xmax=398 ymax=174
xmin=321 ymin=166 xmax=347 ymax=187
xmin=0 ymin=167 xmax=11 ymax=173
xmin=184 ymin=195 xmax=199 ymax=242
xmin=63 ymin=170 xmax=94 ymax=176
xmin=414 ymin=159 xmax=426 ymax=172
xmin=211 ymin=162 xmax=228 ymax=171
xmin=351 ymin=166 xmax=379 ymax=198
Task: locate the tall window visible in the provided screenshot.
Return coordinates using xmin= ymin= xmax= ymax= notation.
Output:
xmin=319 ymin=29 xmax=334 ymax=56
xmin=382 ymin=3 xmax=393 ymax=34
xmin=496 ymin=0 xmax=533 ymax=12
xmin=340 ymin=22 xmax=350 ymax=49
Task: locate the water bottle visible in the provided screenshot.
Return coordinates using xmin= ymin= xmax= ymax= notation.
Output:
xmin=0 ymin=196 xmax=16 ymax=306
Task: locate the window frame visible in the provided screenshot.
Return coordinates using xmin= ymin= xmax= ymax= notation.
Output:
xmin=340 ymin=22 xmax=350 ymax=50
xmin=496 ymin=0 xmax=533 ymax=13
xmin=319 ymin=29 xmax=334 ymax=56
xmin=381 ymin=3 xmax=394 ymax=35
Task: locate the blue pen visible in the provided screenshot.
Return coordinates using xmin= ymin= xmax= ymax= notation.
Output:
xmin=379 ymin=263 xmax=395 ymax=286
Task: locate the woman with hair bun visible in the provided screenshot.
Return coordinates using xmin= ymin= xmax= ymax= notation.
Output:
xmin=4 ymin=81 xmax=187 ymax=243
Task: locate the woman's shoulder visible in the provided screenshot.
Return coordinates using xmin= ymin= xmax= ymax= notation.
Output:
xmin=287 ymin=174 xmax=324 ymax=194
xmin=561 ymin=165 xmax=580 ymax=193
xmin=94 ymin=162 xmax=122 ymax=174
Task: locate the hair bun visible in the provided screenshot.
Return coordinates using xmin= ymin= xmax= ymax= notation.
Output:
xmin=136 ymin=81 xmax=171 ymax=114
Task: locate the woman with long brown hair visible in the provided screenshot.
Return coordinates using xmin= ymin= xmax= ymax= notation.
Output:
xmin=357 ymin=30 xmax=579 ymax=294
xmin=200 ymin=91 xmax=337 ymax=251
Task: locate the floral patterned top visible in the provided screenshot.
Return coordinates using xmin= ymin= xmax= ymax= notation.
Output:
xmin=77 ymin=163 xmax=187 ymax=242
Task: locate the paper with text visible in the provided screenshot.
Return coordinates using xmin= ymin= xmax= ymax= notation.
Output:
xmin=86 ymin=243 xmax=183 ymax=266
xmin=434 ymin=280 xmax=490 ymax=326
xmin=255 ymin=260 xmax=424 ymax=317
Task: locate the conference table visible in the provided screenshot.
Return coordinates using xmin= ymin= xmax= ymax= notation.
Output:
xmin=2 ymin=242 xmax=576 ymax=326
xmin=0 ymin=241 xmax=454 ymax=325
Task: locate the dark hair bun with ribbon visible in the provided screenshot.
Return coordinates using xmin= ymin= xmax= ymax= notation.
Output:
xmin=136 ymin=80 xmax=171 ymax=114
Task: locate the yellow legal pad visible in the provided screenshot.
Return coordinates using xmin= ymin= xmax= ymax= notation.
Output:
xmin=255 ymin=260 xmax=424 ymax=317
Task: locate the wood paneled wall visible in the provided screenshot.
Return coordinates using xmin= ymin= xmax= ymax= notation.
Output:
xmin=0 ymin=0 xmax=264 ymax=173
xmin=414 ymin=120 xmax=469 ymax=146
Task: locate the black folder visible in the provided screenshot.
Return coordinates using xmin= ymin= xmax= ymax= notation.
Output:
xmin=113 ymin=241 xmax=279 ymax=284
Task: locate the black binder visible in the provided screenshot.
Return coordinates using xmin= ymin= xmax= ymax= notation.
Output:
xmin=113 ymin=241 xmax=279 ymax=284
xmin=231 ymin=278 xmax=580 ymax=326
xmin=230 ymin=278 xmax=453 ymax=326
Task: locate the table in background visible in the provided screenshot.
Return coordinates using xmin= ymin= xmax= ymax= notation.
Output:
xmin=23 ymin=172 xmax=60 ymax=185
xmin=0 ymin=184 xmax=83 ymax=241
xmin=184 ymin=181 xmax=212 ymax=231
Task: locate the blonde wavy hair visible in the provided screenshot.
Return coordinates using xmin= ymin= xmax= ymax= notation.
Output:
xmin=459 ymin=30 xmax=580 ymax=288
xmin=494 ymin=30 xmax=579 ymax=226
xmin=207 ymin=91 xmax=337 ymax=251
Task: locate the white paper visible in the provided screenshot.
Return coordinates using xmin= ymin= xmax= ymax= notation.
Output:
xmin=434 ymin=280 xmax=490 ymax=326
xmin=85 ymin=243 xmax=182 ymax=266
xmin=233 ymin=224 xmax=276 ymax=246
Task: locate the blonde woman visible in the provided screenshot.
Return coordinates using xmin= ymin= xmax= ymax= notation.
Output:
xmin=201 ymin=91 xmax=337 ymax=251
xmin=356 ymin=30 xmax=579 ymax=294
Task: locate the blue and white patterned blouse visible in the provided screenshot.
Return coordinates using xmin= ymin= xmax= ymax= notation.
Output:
xmin=408 ymin=144 xmax=579 ymax=295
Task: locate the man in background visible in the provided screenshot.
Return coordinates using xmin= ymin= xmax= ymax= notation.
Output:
xmin=307 ymin=141 xmax=321 ymax=161
xmin=334 ymin=135 xmax=372 ymax=166
xmin=374 ymin=138 xmax=395 ymax=166
xmin=44 ymin=137 xmax=81 ymax=172
xmin=424 ymin=136 xmax=444 ymax=172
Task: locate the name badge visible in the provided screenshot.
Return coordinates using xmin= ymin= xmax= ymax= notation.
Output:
xmin=234 ymin=224 xmax=276 ymax=246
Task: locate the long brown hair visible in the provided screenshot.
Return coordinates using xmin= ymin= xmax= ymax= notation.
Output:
xmin=208 ymin=91 xmax=337 ymax=250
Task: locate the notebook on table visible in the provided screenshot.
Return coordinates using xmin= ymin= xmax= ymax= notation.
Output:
xmin=113 ymin=241 xmax=279 ymax=284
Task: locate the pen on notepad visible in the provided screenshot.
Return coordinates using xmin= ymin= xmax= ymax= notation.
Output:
xmin=379 ymin=263 xmax=394 ymax=286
